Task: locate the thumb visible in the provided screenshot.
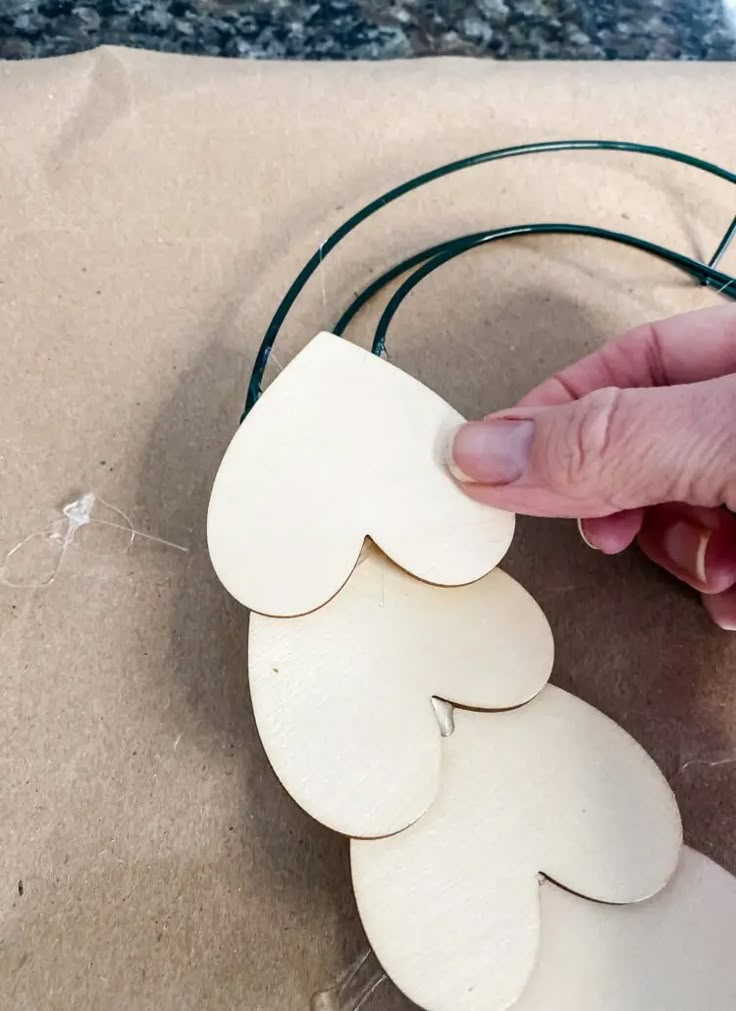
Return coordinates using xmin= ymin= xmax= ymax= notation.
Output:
xmin=449 ymin=375 xmax=736 ymax=517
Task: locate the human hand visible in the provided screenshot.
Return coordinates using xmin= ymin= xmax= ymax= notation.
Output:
xmin=448 ymin=304 xmax=736 ymax=629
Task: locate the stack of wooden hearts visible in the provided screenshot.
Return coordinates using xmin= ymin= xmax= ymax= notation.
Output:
xmin=208 ymin=333 xmax=736 ymax=1011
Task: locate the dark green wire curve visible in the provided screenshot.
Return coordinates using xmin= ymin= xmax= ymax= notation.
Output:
xmin=359 ymin=224 xmax=736 ymax=357
xmin=244 ymin=140 xmax=736 ymax=418
xmin=333 ymin=226 xmax=736 ymax=347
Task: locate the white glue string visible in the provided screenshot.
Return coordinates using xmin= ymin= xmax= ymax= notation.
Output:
xmin=0 ymin=527 xmax=67 ymax=588
xmin=311 ymin=948 xmax=387 ymax=1011
xmin=431 ymin=697 xmax=456 ymax=737
xmin=0 ymin=495 xmax=95 ymax=588
xmin=71 ymin=494 xmax=188 ymax=555
xmin=264 ymin=346 xmax=285 ymax=375
xmin=0 ymin=492 xmax=187 ymax=589
xmin=713 ymin=276 xmax=736 ymax=297
xmin=671 ymin=754 xmax=736 ymax=779
xmin=90 ymin=517 xmax=189 ymax=553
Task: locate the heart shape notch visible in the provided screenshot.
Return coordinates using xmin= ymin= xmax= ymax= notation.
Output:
xmin=248 ymin=542 xmax=554 ymax=838
xmin=351 ymin=685 xmax=683 ymax=1011
xmin=514 ymin=846 xmax=736 ymax=1011
xmin=208 ymin=333 xmax=515 ymax=617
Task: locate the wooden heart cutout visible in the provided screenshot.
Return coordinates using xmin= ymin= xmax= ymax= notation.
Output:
xmin=514 ymin=846 xmax=736 ymax=1010
xmin=207 ymin=332 xmax=515 ymax=617
xmin=248 ymin=543 xmax=554 ymax=838
xmin=351 ymin=686 xmax=682 ymax=1011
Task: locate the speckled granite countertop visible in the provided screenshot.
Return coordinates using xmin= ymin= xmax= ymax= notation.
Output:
xmin=1 ymin=0 xmax=735 ymax=60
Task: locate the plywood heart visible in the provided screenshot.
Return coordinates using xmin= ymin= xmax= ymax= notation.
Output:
xmin=351 ymin=686 xmax=682 ymax=1011
xmin=515 ymin=846 xmax=736 ymax=1010
xmin=208 ymin=333 xmax=515 ymax=617
xmin=249 ymin=543 xmax=553 ymax=837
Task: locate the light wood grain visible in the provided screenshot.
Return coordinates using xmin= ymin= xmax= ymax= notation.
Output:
xmin=351 ymin=686 xmax=682 ymax=1011
xmin=207 ymin=333 xmax=515 ymax=617
xmin=515 ymin=846 xmax=736 ymax=1010
xmin=249 ymin=543 xmax=553 ymax=837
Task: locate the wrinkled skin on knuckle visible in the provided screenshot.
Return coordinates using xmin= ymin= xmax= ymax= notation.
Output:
xmin=529 ymin=374 xmax=736 ymax=510
xmin=536 ymin=387 xmax=629 ymax=507
xmin=676 ymin=382 xmax=736 ymax=508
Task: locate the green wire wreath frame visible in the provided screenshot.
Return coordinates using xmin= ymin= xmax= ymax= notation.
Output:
xmin=243 ymin=139 xmax=736 ymax=420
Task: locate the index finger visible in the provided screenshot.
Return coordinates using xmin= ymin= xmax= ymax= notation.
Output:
xmin=515 ymin=303 xmax=736 ymax=409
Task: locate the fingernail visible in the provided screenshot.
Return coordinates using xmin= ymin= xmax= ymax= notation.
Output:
xmin=448 ymin=420 xmax=533 ymax=485
xmin=577 ymin=518 xmax=600 ymax=550
xmin=662 ymin=520 xmax=711 ymax=584
xmin=702 ymin=587 xmax=736 ymax=631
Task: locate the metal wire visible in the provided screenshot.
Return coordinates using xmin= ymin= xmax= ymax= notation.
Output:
xmin=708 ymin=214 xmax=736 ymax=271
xmin=364 ymin=225 xmax=736 ymax=357
xmin=243 ymin=140 xmax=736 ymax=418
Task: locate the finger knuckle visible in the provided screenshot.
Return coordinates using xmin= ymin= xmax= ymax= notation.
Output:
xmin=675 ymin=384 xmax=736 ymax=507
xmin=550 ymin=387 xmax=625 ymax=498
